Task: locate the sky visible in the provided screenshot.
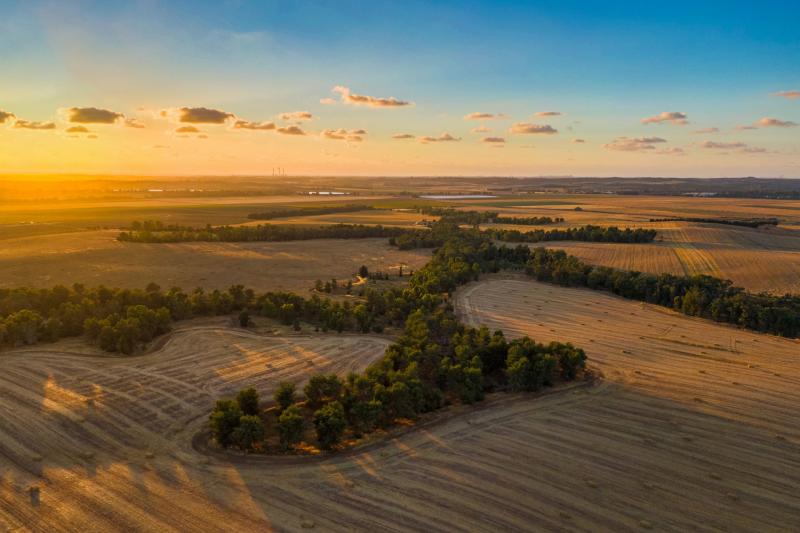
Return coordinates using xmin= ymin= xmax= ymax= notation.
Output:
xmin=1 ymin=0 xmax=799 ymax=178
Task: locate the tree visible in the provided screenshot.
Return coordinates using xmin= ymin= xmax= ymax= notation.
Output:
xmin=209 ymin=399 xmax=243 ymax=448
xmin=274 ymin=382 xmax=296 ymax=413
xmin=278 ymin=404 xmax=305 ymax=450
xmin=358 ymin=265 xmax=369 ymax=278
xmin=233 ymin=415 xmax=264 ymax=451
xmin=304 ymin=374 xmax=343 ymax=409
xmin=314 ymin=401 xmax=346 ymax=450
xmin=238 ymin=310 xmax=251 ymax=327
xmin=236 ymin=387 xmax=260 ymax=416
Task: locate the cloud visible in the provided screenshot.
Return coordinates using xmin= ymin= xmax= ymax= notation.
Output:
xmin=392 ymin=133 xmax=415 ymax=139
xmin=757 ymin=117 xmax=797 ymax=128
xmin=692 ymin=127 xmax=719 ymax=134
xmin=510 ymin=122 xmax=558 ymax=135
xmin=774 ymin=90 xmax=800 ymax=100
xmin=124 ymin=118 xmax=145 ymax=129
xmin=276 ymin=125 xmax=306 ymax=135
xmin=482 ymin=137 xmax=505 ymax=143
xmin=419 ymin=133 xmax=461 ymax=143
xmin=322 ymin=128 xmax=366 ymax=141
xmin=66 ymin=125 xmax=90 ymax=133
xmin=279 ymin=111 xmax=313 ymax=121
xmin=167 ymin=107 xmax=235 ymax=124
xmin=0 ymin=110 xmax=16 ymax=124
xmin=175 ymin=125 xmax=201 ymax=133
xmin=464 ymin=112 xmax=507 ymax=120
xmin=332 ymin=85 xmax=412 ymax=107
xmin=63 ymin=106 xmax=123 ymax=124
xmin=656 ymin=147 xmax=685 ymax=156
xmin=603 ymin=136 xmax=667 ymax=151
xmin=320 ymin=98 xmax=337 ymax=105
xmin=571 ymin=138 xmax=586 ymax=143
xmin=534 ymin=111 xmax=562 ymax=117
xmin=471 ymin=125 xmax=492 ymax=133
xmin=87 ymin=134 xmax=98 ymax=139
xmin=698 ymin=140 xmax=746 ymax=149
xmin=13 ymin=120 xmax=56 ymax=130
xmin=232 ymin=119 xmax=276 ymax=131
xmin=641 ymin=111 xmax=688 ymax=125
xmin=739 ymin=146 xmax=768 ymax=153
xmin=734 ymin=124 xmax=758 ymax=131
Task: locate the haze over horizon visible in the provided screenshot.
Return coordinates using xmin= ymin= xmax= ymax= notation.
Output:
xmin=1 ymin=0 xmax=798 ymax=178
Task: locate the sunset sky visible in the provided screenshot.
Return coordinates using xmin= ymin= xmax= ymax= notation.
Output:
xmin=1 ymin=0 xmax=798 ymax=177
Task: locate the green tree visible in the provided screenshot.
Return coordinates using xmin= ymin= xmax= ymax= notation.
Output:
xmin=304 ymin=374 xmax=343 ymax=409
xmin=314 ymin=401 xmax=346 ymax=450
xmin=274 ymin=382 xmax=296 ymax=413
xmin=233 ymin=415 xmax=264 ymax=451
xmin=278 ymin=404 xmax=305 ymax=450
xmin=236 ymin=387 xmax=260 ymax=416
xmin=238 ymin=310 xmax=251 ymax=327
xmin=209 ymin=399 xmax=243 ymax=448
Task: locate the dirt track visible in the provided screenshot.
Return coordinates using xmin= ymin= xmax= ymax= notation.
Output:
xmin=2 ymin=280 xmax=800 ymax=531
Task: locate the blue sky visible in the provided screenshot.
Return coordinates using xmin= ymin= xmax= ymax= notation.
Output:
xmin=0 ymin=0 xmax=798 ymax=176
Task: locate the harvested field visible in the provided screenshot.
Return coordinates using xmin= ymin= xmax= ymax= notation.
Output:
xmin=537 ymin=221 xmax=800 ymax=294
xmin=0 ymin=230 xmax=430 ymax=291
xmin=3 ymin=278 xmax=799 ymax=531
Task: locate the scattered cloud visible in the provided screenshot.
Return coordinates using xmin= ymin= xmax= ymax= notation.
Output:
xmin=392 ymin=133 xmax=415 ymax=139
xmin=603 ymin=136 xmax=667 ymax=151
xmin=641 ymin=111 xmax=688 ymax=125
xmin=510 ymin=122 xmax=558 ymax=135
xmin=125 ymin=118 xmax=145 ymax=129
xmin=419 ymin=133 xmax=461 ymax=143
xmin=319 ymin=97 xmax=337 ymax=105
xmin=482 ymin=137 xmax=505 ymax=143
xmin=276 ymin=125 xmax=306 ymax=135
xmin=534 ymin=111 xmax=562 ymax=117
xmin=734 ymin=124 xmax=758 ymax=131
xmin=464 ymin=112 xmax=507 ymax=120
xmin=175 ymin=125 xmax=201 ymax=133
xmin=66 ymin=126 xmax=90 ymax=133
xmin=698 ymin=140 xmax=746 ymax=149
xmin=232 ymin=119 xmax=276 ymax=131
xmin=774 ymin=90 xmax=800 ymax=100
xmin=322 ymin=128 xmax=366 ymax=141
xmin=63 ymin=106 xmax=123 ymax=124
xmin=692 ymin=127 xmax=719 ymax=134
xmin=13 ymin=120 xmax=56 ymax=130
xmin=87 ymin=134 xmax=98 ymax=139
xmin=471 ymin=125 xmax=492 ymax=133
xmin=757 ymin=117 xmax=797 ymax=128
xmin=167 ymin=107 xmax=235 ymax=124
xmin=0 ymin=110 xmax=16 ymax=124
xmin=152 ymin=144 xmax=170 ymax=149
xmin=332 ymin=86 xmax=412 ymax=107
xmin=279 ymin=111 xmax=313 ymax=121
xmin=571 ymin=138 xmax=586 ymax=143
xmin=656 ymin=147 xmax=685 ymax=156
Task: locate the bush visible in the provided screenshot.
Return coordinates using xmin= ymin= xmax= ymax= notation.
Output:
xmin=278 ymin=404 xmax=305 ymax=450
xmin=314 ymin=401 xmax=346 ymax=450
xmin=236 ymin=387 xmax=260 ymax=416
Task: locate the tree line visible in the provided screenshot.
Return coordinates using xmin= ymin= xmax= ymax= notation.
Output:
xmin=247 ymin=204 xmax=377 ymax=220
xmin=486 ymin=225 xmax=657 ymax=244
xmin=419 ymin=206 xmax=562 ymax=226
xmin=118 ymin=221 xmax=415 ymax=243
xmin=210 ymin=225 xmax=587 ymax=452
xmin=648 ymin=217 xmax=779 ymax=228
xmin=525 ymin=247 xmax=800 ymax=338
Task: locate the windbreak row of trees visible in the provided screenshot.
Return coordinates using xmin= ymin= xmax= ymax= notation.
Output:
xmin=419 ymin=206 xmax=562 ymax=226
xmin=118 ymin=222 xmax=415 ymax=243
xmin=648 ymin=217 xmax=779 ymax=228
xmin=247 ymin=204 xmax=376 ymax=220
xmin=210 ymin=225 xmax=587 ymax=452
xmin=487 ymin=225 xmax=657 ymax=244
xmin=525 ymin=247 xmax=800 ymax=338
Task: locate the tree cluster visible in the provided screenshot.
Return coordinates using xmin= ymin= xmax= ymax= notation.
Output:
xmin=418 ymin=207 xmax=562 ymax=226
xmin=247 ymin=204 xmax=376 ymax=220
xmin=648 ymin=217 xmax=779 ymax=228
xmin=486 ymin=225 xmax=657 ymax=244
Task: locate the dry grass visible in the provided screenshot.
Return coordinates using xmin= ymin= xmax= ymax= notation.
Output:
xmin=0 ymin=230 xmax=430 ymax=292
